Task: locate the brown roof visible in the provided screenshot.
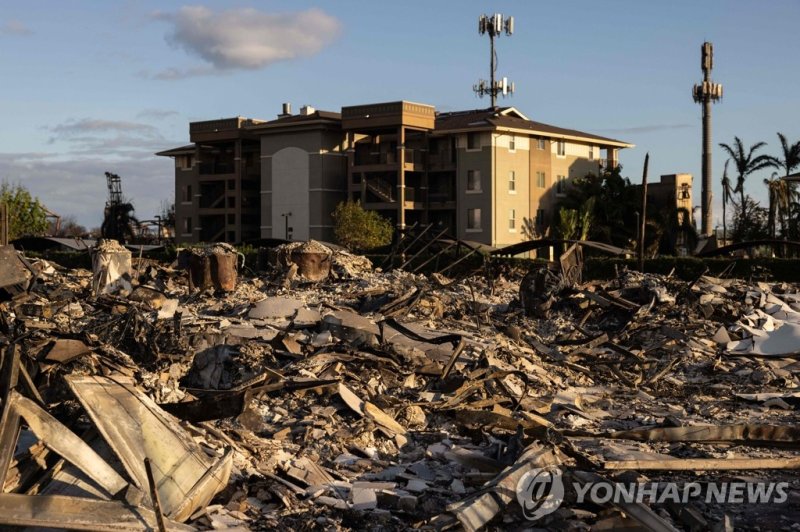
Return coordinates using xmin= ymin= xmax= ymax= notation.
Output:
xmin=155 ymin=144 xmax=195 ymax=157
xmin=249 ymin=110 xmax=341 ymax=131
xmin=435 ymin=107 xmax=633 ymax=147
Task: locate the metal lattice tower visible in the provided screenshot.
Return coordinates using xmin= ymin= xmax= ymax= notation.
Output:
xmin=473 ymin=13 xmax=515 ymax=108
xmin=692 ymin=42 xmax=723 ymax=236
xmin=105 ymin=172 xmax=122 ymax=208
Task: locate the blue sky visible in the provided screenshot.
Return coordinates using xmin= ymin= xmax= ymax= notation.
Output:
xmin=1 ymin=0 xmax=798 ymax=229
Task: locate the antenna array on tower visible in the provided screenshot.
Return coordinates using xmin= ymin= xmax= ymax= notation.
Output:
xmin=473 ymin=13 xmax=516 ymax=108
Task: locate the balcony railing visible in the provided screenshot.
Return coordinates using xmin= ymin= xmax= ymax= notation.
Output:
xmin=595 ymin=158 xmax=619 ymax=170
xmin=428 ymin=151 xmax=456 ymax=167
xmin=403 ymin=149 xmax=425 ymax=165
xmin=199 ymin=162 xmax=235 ymax=175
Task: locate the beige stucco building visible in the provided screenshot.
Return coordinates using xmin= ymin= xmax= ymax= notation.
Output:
xmin=158 ymin=102 xmax=633 ymax=247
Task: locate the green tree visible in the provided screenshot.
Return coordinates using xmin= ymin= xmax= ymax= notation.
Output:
xmin=720 ymin=159 xmax=735 ymax=243
xmin=765 ymin=133 xmax=800 ymax=240
xmin=731 ymin=196 xmax=769 ymax=242
xmin=557 ymin=208 xmax=579 ymax=240
xmin=55 ymin=215 xmax=87 ymax=237
xmin=0 ymin=181 xmax=50 ymax=239
xmin=558 ymin=166 xmax=638 ymax=248
xmin=332 ymin=200 xmax=393 ymax=252
xmin=719 ymin=137 xmax=773 ymax=235
xmin=764 ymin=174 xmax=791 ymax=238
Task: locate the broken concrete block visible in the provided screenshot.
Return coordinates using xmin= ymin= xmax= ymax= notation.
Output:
xmin=128 ymin=285 xmax=168 ymax=310
xmin=398 ymin=495 xmax=417 ymax=512
xmin=293 ymin=307 xmax=322 ymax=327
xmin=322 ymin=310 xmax=380 ymax=346
xmin=248 ymin=297 xmax=304 ymax=320
xmin=351 ymin=487 xmax=378 ymax=511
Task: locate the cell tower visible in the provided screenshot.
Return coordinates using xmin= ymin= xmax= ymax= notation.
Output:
xmin=692 ymin=42 xmax=723 ymax=236
xmin=473 ymin=13 xmax=515 ymax=108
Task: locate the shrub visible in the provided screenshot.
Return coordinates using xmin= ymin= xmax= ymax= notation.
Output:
xmin=332 ymin=201 xmax=394 ymax=252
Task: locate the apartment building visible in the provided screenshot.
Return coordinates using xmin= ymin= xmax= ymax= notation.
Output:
xmin=648 ymin=174 xmax=694 ymax=222
xmin=158 ymin=101 xmax=633 ymax=247
xmin=250 ymin=105 xmax=347 ymax=242
xmin=156 ymin=117 xmax=264 ymax=243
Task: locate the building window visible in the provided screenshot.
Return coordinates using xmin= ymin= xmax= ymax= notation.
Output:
xmin=509 ymin=136 xmax=516 ymax=151
xmin=537 ymin=138 xmax=546 ymax=150
xmin=467 ymin=208 xmax=481 ymax=231
xmin=556 ymin=140 xmax=566 ymax=157
xmin=536 ymin=171 xmax=546 ymax=188
xmin=181 ymin=185 xmax=193 ymax=203
xmin=509 ymin=209 xmax=516 ymax=231
xmin=176 ymin=155 xmax=193 ymax=170
xmin=556 ymin=175 xmax=567 ymax=195
xmin=183 ymin=217 xmax=192 ymax=234
xmin=536 ymin=209 xmax=546 ymax=227
xmin=467 ymin=170 xmax=481 ymax=192
xmin=589 ymin=146 xmax=594 ymax=160
xmin=467 ymin=132 xmax=480 ymax=150
xmin=508 ymin=171 xmax=516 ymax=193
xmin=680 ymin=184 xmax=691 ymax=199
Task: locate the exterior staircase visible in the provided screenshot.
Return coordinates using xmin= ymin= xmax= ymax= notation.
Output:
xmin=366 ymin=176 xmax=395 ymax=203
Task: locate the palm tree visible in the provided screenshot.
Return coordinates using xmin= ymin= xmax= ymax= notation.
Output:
xmin=721 ymin=159 xmax=734 ymax=244
xmin=765 ymin=133 xmax=800 ymax=240
xmin=764 ymin=173 xmax=792 ymax=238
xmin=719 ymin=137 xmax=773 ymax=233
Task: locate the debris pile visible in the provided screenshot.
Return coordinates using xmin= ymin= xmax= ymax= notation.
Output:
xmin=1 ymin=242 xmax=800 ymax=530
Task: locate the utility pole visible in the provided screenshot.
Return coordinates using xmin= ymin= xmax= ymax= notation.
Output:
xmin=473 ymin=14 xmax=515 ymax=108
xmin=692 ymin=42 xmax=723 ymax=236
xmin=281 ymin=212 xmax=292 ymax=241
xmin=638 ymin=153 xmax=649 ymax=273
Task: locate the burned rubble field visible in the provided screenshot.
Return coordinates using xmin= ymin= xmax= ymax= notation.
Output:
xmin=3 ymin=243 xmax=800 ymax=531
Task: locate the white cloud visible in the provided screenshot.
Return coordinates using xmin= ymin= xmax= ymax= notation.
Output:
xmin=153 ymin=6 xmax=341 ymax=77
xmin=0 ymin=118 xmax=181 ymax=227
xmin=47 ymin=118 xmax=168 ymax=158
xmin=51 ymin=119 xmax=160 ymax=138
xmin=0 ymin=20 xmax=33 ymax=36
xmin=136 ymin=109 xmax=180 ymax=120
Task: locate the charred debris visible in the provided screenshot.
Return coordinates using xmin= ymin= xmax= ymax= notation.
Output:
xmin=1 ymin=239 xmax=800 ymax=531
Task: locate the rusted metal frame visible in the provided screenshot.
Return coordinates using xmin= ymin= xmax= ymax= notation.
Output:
xmin=379 ymin=222 xmax=424 ymax=269
xmin=397 ymin=227 xmax=449 ymax=270
xmin=382 ymin=317 xmax=462 ymax=346
xmin=436 ymin=246 xmax=480 ymax=276
xmin=411 ymin=241 xmax=456 ymax=273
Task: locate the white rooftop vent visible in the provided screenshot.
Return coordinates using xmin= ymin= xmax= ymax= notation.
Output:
xmin=300 ymin=105 xmax=315 ymax=116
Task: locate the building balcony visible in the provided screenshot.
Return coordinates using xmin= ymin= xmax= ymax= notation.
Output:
xmin=596 ymin=158 xmax=619 ymax=170
xmin=199 ymin=162 xmax=235 ymax=175
xmin=428 ymin=152 xmax=456 ymax=170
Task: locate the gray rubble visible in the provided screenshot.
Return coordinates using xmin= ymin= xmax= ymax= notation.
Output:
xmin=1 ymin=241 xmax=800 ymax=530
